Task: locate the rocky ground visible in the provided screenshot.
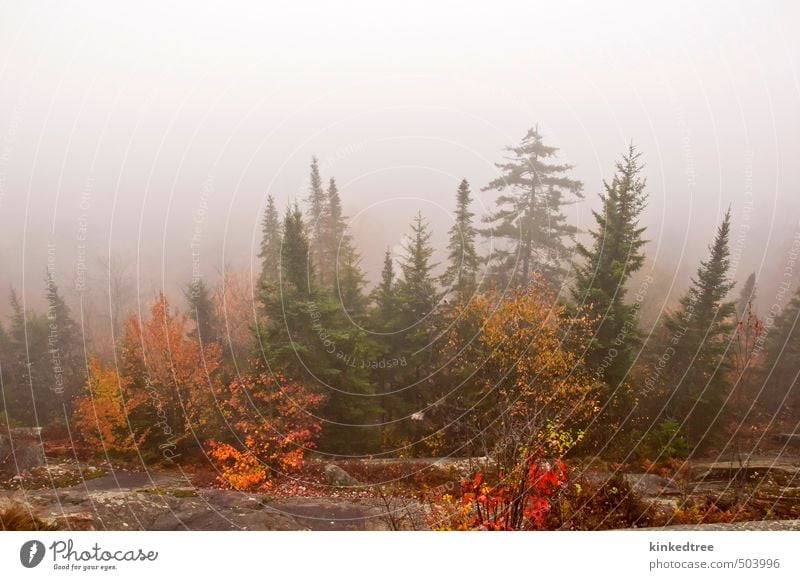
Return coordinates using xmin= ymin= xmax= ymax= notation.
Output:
xmin=0 ymin=464 xmax=398 ymax=530
xmin=2 ymin=449 xmax=800 ymax=530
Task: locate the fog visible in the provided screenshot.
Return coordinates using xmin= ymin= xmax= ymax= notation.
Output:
xmin=1 ymin=0 xmax=798 ymax=318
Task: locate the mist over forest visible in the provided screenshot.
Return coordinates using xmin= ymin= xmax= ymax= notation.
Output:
xmin=2 ymin=0 xmax=800 ymax=533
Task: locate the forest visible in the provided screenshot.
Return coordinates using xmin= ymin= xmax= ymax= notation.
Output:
xmin=2 ymin=127 xmax=800 ymax=531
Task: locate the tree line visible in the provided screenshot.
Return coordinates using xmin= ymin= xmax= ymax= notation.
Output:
xmin=2 ymin=127 xmax=799 ymax=479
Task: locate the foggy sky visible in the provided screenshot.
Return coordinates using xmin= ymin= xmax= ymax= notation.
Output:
xmin=0 ymin=0 xmax=798 ymax=317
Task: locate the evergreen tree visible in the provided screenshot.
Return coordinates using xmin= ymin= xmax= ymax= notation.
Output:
xmin=257 ymin=203 xmax=378 ymax=453
xmin=337 ymin=244 xmax=368 ymax=316
xmin=184 ymin=278 xmax=219 ymax=347
xmin=736 ymin=272 xmax=757 ymax=321
xmin=761 ymin=288 xmax=800 ymax=410
xmin=321 ymin=177 xmax=367 ymax=315
xmin=281 ymin=202 xmax=314 ymax=295
xmin=386 ymin=213 xmax=441 ymax=446
xmin=319 ymin=177 xmax=344 ymax=286
xmin=305 ymin=156 xmax=328 ymax=285
xmin=660 ymin=209 xmax=736 ymax=451
xmin=481 ymin=127 xmax=583 ymax=287
xmin=372 ymin=248 xmax=398 ymax=325
xmin=0 ymin=322 xmax=11 ymax=424
xmin=571 ymin=146 xmax=648 ymax=435
xmin=398 ymin=212 xmax=439 ymax=323
xmin=4 ymin=289 xmax=51 ymax=425
xmin=441 ymin=179 xmax=479 ymax=303
xmin=258 ymin=194 xmax=282 ymax=289
xmin=44 ymin=273 xmax=85 ymax=415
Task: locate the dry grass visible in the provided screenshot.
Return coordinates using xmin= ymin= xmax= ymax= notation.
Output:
xmin=0 ymin=503 xmax=58 ymax=531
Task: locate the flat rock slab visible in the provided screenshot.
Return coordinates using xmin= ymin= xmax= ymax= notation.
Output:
xmin=1 ymin=470 xmax=394 ymax=530
xmin=268 ymin=497 xmax=391 ymax=530
xmin=654 ymin=520 xmax=800 ymax=531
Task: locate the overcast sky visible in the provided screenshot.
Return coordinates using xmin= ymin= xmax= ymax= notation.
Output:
xmin=0 ymin=0 xmax=798 ymax=313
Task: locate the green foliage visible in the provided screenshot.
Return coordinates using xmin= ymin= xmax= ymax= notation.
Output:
xmin=571 ymin=146 xmax=648 ymax=445
xmin=657 ymin=209 xmax=736 ymax=451
xmin=184 ymin=278 xmax=219 ymax=347
xmin=637 ymin=418 xmax=689 ymax=460
xmin=441 ymin=179 xmax=479 ymax=302
xmin=256 ymin=200 xmax=379 ymax=453
xmin=258 ymin=194 xmax=282 ymax=289
xmin=481 ymin=126 xmax=583 ymax=287
xmin=762 ymin=287 xmax=800 ymax=410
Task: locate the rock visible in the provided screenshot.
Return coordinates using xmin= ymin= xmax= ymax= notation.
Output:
xmin=0 ymin=429 xmax=45 ymax=475
xmin=774 ymin=433 xmax=800 ymax=447
xmin=50 ymin=512 xmax=96 ymax=531
xmin=324 ymin=464 xmax=360 ymax=487
xmin=624 ymin=473 xmax=682 ymax=496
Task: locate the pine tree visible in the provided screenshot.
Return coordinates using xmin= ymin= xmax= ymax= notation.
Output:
xmin=4 ymin=289 xmax=51 ymax=425
xmin=281 ymin=202 xmax=314 ymax=295
xmin=736 ymin=272 xmax=757 ymax=321
xmin=184 ymin=278 xmax=219 ymax=347
xmin=0 ymin=322 xmax=12 ymax=424
xmin=321 ymin=177 xmax=367 ymax=315
xmin=441 ymin=179 xmax=479 ymax=303
xmin=398 ymin=212 xmax=439 ymax=322
xmin=257 ymin=203 xmax=317 ymax=378
xmin=337 ymin=244 xmax=368 ymax=316
xmin=660 ymin=209 xmax=736 ymax=451
xmin=44 ymin=273 xmax=85 ymax=415
xmin=258 ymin=195 xmax=282 ymax=289
xmin=386 ymin=212 xmax=441 ymax=446
xmin=257 ymin=203 xmax=378 ymax=453
xmin=481 ymin=127 xmax=583 ymax=287
xmin=373 ymin=248 xmax=398 ymax=325
xmin=319 ymin=177 xmax=343 ymax=286
xmin=305 ymin=156 xmax=328 ymax=285
xmin=761 ymin=288 xmax=800 ymax=410
xmin=571 ymin=146 xmax=648 ymax=435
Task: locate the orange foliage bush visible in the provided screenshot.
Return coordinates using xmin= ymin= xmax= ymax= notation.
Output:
xmin=73 ymin=293 xmax=223 ymax=458
xmin=71 ymin=356 xmax=133 ymax=455
xmin=207 ymin=369 xmax=323 ymax=491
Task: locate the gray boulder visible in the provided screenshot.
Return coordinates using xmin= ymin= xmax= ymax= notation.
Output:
xmin=0 ymin=429 xmax=46 ymax=475
xmin=324 ymin=464 xmax=360 ymax=487
xmin=624 ymin=473 xmax=682 ymax=496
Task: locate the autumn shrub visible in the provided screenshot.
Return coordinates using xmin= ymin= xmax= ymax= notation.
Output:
xmin=206 ymin=368 xmax=323 ymax=491
xmin=635 ymin=418 xmax=689 ymax=461
xmin=550 ymin=472 xmax=655 ymax=530
xmin=73 ymin=294 xmax=223 ymax=460
xmin=428 ymin=457 xmax=567 ymax=530
xmin=440 ymin=281 xmax=597 ymax=462
xmin=72 ymin=356 xmax=134 ymax=456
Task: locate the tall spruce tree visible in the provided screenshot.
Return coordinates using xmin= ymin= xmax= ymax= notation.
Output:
xmin=44 ymin=273 xmax=84 ymax=415
xmin=372 ymin=249 xmax=398 ymax=326
xmin=482 ymin=127 xmax=583 ymax=287
xmin=661 ymin=209 xmax=736 ymax=451
xmin=305 ymin=157 xmax=328 ymax=285
xmin=5 ymin=289 xmax=51 ymax=425
xmin=441 ymin=179 xmax=479 ymax=303
xmin=258 ymin=203 xmax=378 ymax=453
xmin=184 ymin=278 xmax=219 ymax=347
xmin=761 ymin=288 xmax=800 ymax=410
xmin=571 ymin=146 xmax=648 ymax=435
xmin=321 ymin=177 xmax=367 ymax=315
xmin=319 ymin=177 xmax=343 ymax=287
xmin=386 ymin=213 xmax=441 ymax=445
xmin=258 ymin=194 xmax=282 ymax=289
